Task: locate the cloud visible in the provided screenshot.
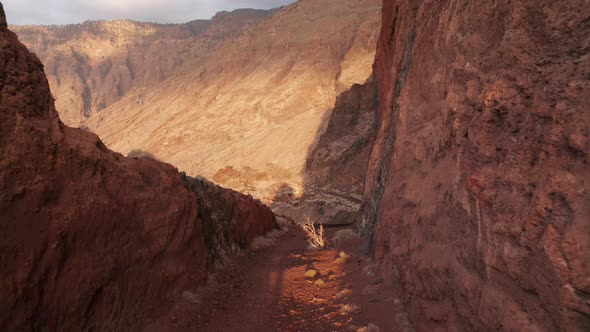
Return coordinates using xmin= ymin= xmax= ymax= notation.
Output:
xmin=2 ymin=0 xmax=295 ymax=25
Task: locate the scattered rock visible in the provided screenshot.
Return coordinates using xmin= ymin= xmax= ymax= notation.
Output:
xmin=335 ymin=251 xmax=351 ymax=264
xmin=335 ymin=288 xmax=352 ymax=300
xmin=304 ymin=269 xmax=318 ymax=278
xmin=362 ymin=284 xmax=381 ymax=297
xmin=331 ymin=228 xmax=358 ymax=243
xmin=181 ymin=291 xmax=200 ymax=304
xmin=249 ymin=236 xmax=275 ymax=250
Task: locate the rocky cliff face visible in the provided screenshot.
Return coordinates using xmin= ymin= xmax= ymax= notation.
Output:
xmin=364 ymin=0 xmax=589 ymax=331
xmin=182 ymin=175 xmax=278 ymax=263
xmin=10 ymin=9 xmax=272 ymax=125
xmin=79 ymin=0 xmax=381 ymax=201
xmin=306 ymin=74 xmax=377 ymax=195
xmin=0 ymin=4 xmax=276 ymax=329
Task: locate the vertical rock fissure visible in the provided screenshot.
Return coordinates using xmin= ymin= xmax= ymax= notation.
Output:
xmin=360 ymin=2 xmax=422 ymax=255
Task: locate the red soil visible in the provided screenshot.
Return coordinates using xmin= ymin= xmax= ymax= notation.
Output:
xmin=147 ymin=227 xmax=412 ymax=331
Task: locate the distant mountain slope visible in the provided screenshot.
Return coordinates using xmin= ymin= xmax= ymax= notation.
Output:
xmin=84 ymin=0 xmax=381 ymax=199
xmin=11 ymin=9 xmax=273 ymax=125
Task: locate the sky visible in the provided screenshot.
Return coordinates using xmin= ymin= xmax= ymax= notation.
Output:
xmin=2 ymin=0 xmax=296 ymax=25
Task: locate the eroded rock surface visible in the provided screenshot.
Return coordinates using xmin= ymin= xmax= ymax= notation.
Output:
xmin=363 ymin=1 xmax=589 ymax=331
xmin=306 ymin=74 xmax=377 ymax=195
xmin=0 ymin=5 xmax=276 ymax=329
xmin=276 ymin=74 xmax=377 ymax=226
xmin=182 ymin=175 xmax=278 ymax=263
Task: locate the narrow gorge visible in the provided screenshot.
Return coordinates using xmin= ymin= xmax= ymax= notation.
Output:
xmin=1 ymin=0 xmax=588 ymax=331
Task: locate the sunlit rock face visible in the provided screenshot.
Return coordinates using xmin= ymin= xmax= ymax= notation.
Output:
xmin=13 ymin=0 xmax=382 ymax=200
xmin=362 ymin=0 xmax=589 ymax=331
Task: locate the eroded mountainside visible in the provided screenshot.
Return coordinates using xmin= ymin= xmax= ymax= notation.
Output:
xmin=80 ymin=0 xmax=381 ymax=200
xmin=363 ymin=0 xmax=589 ymax=331
xmin=13 ymin=0 xmax=381 ymax=203
xmin=11 ymin=9 xmax=272 ymax=125
xmin=0 ymin=4 xmax=276 ymax=329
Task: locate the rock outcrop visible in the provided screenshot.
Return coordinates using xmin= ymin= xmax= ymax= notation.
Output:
xmin=363 ymin=0 xmax=589 ymax=331
xmin=182 ymin=175 xmax=278 ymax=263
xmin=306 ymin=74 xmax=377 ymax=195
xmin=0 ymin=4 xmax=276 ymax=329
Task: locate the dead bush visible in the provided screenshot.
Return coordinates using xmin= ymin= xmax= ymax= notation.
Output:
xmin=300 ymin=216 xmax=326 ymax=249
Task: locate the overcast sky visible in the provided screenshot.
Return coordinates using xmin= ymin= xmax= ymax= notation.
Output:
xmin=3 ymin=0 xmax=296 ymax=25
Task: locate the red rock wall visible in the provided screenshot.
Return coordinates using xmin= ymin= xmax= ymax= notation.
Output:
xmin=182 ymin=175 xmax=278 ymax=263
xmin=363 ymin=0 xmax=589 ymax=330
xmin=0 ymin=7 xmax=276 ymax=330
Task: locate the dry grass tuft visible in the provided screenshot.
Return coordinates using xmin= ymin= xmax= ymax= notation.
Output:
xmin=357 ymin=323 xmax=381 ymax=332
xmin=335 ymin=288 xmax=352 ymax=300
xmin=340 ymin=303 xmax=360 ymax=316
xmin=300 ymin=216 xmax=326 ymax=249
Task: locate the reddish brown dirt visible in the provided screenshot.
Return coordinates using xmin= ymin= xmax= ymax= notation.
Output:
xmin=150 ymin=227 xmax=412 ymax=331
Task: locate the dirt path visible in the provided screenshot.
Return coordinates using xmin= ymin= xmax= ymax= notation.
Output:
xmin=149 ymin=226 xmax=412 ymax=331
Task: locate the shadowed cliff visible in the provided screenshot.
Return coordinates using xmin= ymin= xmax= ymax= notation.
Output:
xmin=0 ymin=3 xmax=276 ymax=329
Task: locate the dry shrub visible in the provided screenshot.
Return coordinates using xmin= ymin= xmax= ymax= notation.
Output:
xmin=300 ymin=216 xmax=326 ymax=249
xmin=340 ymin=303 xmax=360 ymax=316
